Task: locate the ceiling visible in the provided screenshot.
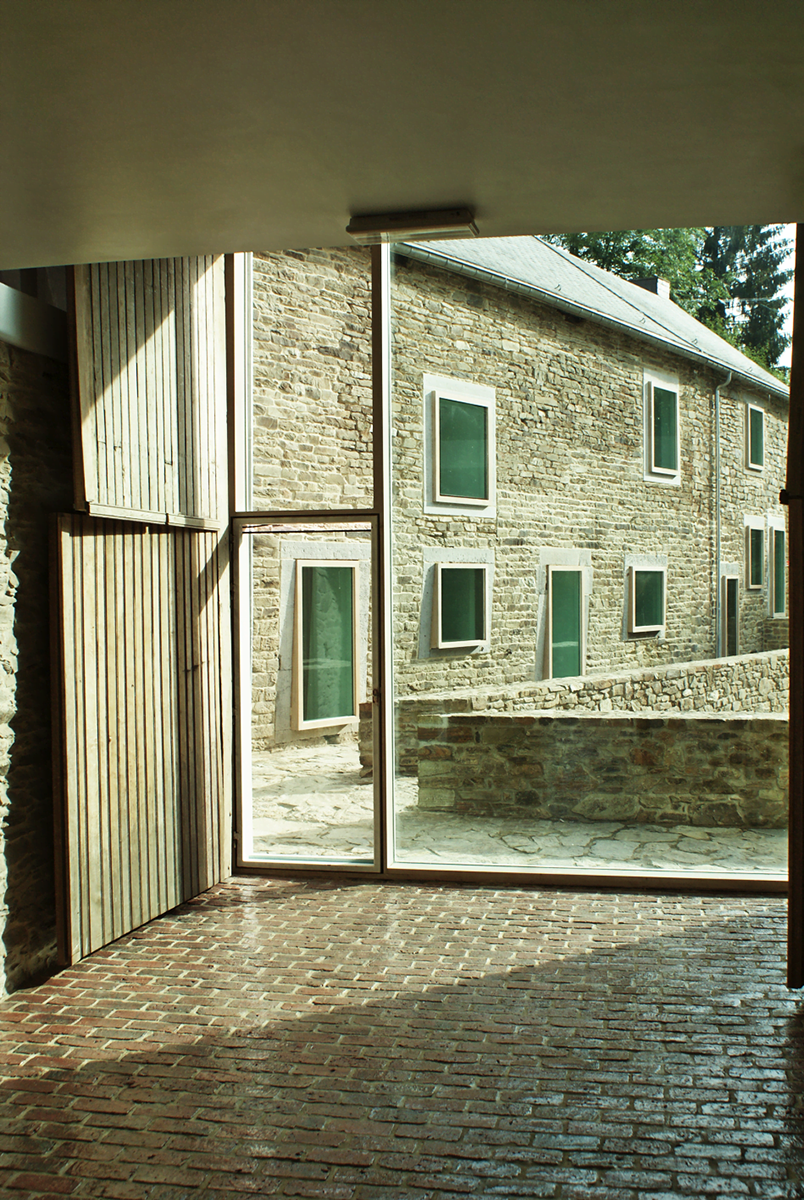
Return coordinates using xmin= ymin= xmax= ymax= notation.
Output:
xmin=4 ymin=0 xmax=804 ymax=269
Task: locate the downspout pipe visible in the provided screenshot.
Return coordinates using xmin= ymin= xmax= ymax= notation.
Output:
xmin=714 ymin=371 xmax=733 ymax=657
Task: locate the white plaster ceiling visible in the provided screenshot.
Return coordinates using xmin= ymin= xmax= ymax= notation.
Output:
xmin=4 ymin=0 xmax=804 ymax=268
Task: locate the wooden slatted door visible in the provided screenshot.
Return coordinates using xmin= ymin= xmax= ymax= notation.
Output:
xmin=53 ymin=255 xmax=231 ymax=964
xmin=53 ymin=516 xmax=231 ymax=962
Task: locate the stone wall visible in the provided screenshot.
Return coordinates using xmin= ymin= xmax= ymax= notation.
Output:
xmin=0 ymin=338 xmax=73 ymax=996
xmin=390 ymin=253 xmax=788 ymax=698
xmin=378 ymin=650 xmax=788 ymax=776
xmin=249 ymin=247 xmax=788 ymax=751
xmin=416 ymin=711 xmax=788 ymax=827
xmin=251 ymin=248 xmax=373 ymax=512
xmin=249 ymin=249 xmax=374 ymax=746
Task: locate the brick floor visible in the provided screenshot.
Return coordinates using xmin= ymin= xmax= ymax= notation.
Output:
xmin=1 ymin=879 xmax=804 ymax=1198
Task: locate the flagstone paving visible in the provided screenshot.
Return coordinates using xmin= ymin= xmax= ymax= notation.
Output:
xmin=250 ymin=743 xmax=787 ymax=875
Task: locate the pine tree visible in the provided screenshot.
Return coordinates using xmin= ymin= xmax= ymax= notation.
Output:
xmin=701 ymin=225 xmax=793 ymax=370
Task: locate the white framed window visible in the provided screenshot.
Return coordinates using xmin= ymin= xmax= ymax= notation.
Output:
xmin=424 ymin=374 xmax=495 ymax=515
xmin=745 ymin=519 xmax=764 ymax=590
xmin=628 ymin=565 xmax=666 ymax=634
xmin=293 ymin=559 xmax=360 ymax=730
xmin=721 ymin=574 xmax=739 ymax=656
xmin=547 ymin=565 xmax=586 ymax=678
xmin=746 ymin=403 xmax=764 ymax=471
xmin=431 ymin=563 xmax=490 ymax=649
xmin=771 ymin=526 xmax=786 ymax=617
xmin=643 ymin=370 xmax=680 ymax=483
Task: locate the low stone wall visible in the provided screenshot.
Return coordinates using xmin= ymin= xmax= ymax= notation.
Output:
xmin=371 ymin=650 xmax=789 ymax=776
xmin=416 ymin=712 xmax=788 ymax=827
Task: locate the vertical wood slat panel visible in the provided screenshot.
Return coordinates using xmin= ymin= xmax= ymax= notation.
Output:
xmin=72 ymin=256 xmax=224 ymax=526
xmin=54 ymin=516 xmax=231 ymax=964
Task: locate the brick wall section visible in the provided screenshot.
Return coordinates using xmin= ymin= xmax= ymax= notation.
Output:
xmin=417 ymin=711 xmax=789 ymax=826
xmin=0 ymin=338 xmax=73 ymax=996
xmin=372 ymin=648 xmax=788 ymax=775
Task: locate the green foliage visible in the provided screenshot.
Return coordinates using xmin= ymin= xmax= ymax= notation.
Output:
xmin=545 ymin=225 xmax=793 ymax=371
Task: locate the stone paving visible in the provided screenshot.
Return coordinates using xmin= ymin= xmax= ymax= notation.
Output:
xmin=251 ymin=743 xmax=788 ymax=876
xmin=1 ymin=878 xmax=803 ymax=1198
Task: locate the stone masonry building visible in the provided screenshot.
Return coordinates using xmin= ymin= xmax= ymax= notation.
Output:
xmin=249 ymin=237 xmax=789 ymax=749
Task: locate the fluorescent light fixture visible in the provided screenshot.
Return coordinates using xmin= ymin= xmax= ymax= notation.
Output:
xmin=346 ymin=207 xmax=478 ymax=245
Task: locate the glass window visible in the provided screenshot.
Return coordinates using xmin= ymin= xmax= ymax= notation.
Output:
xmin=722 ymin=575 xmax=739 ymax=656
xmin=772 ymin=529 xmax=786 ymax=616
xmin=747 ymin=405 xmax=764 ymax=471
xmin=435 ymin=394 xmax=489 ymax=504
xmin=548 ymin=566 xmax=584 ymax=678
xmin=651 ymin=384 xmax=679 ymax=474
xmin=294 ymin=561 xmax=358 ymax=728
xmin=629 ymin=566 xmax=666 ymax=633
xmin=432 ymin=564 xmax=489 ymax=648
xmin=747 ymin=525 xmax=764 ymax=589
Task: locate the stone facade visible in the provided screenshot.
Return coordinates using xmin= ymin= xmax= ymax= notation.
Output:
xmin=251 ymin=248 xmax=373 ymax=513
xmin=390 ymin=252 xmax=789 ymax=699
xmin=0 ymin=337 xmax=73 ymax=996
xmin=249 ymin=245 xmax=789 ymax=753
xmin=416 ymin=711 xmax=788 ymax=827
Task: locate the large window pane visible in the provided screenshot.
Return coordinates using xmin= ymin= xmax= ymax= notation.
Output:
xmin=236 ymin=520 xmax=376 ymax=867
xmin=387 ymin=233 xmax=787 ymax=882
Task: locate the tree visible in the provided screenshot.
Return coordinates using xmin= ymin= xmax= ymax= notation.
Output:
xmin=698 ymin=225 xmax=793 ymax=370
xmin=546 ymin=226 xmax=793 ymax=372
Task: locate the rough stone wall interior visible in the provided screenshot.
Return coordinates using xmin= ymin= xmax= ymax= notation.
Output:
xmin=0 ymin=339 xmax=72 ymax=996
xmin=386 ymin=649 xmax=789 ymax=774
xmin=390 ymin=254 xmax=788 ymax=699
xmin=416 ymin=711 xmax=788 ymax=827
xmin=250 ymin=248 xmax=373 ymax=512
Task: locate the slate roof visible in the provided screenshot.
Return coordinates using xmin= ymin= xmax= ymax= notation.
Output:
xmin=401 ymin=236 xmax=788 ymax=400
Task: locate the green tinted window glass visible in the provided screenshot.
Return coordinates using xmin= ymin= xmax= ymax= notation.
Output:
xmin=634 ymin=569 xmax=664 ymax=628
xmin=653 ymin=386 xmax=678 ymax=472
xmin=725 ymin=577 xmax=738 ymax=656
xmin=750 ymin=527 xmax=764 ymax=587
xmin=301 ymin=565 xmax=355 ymax=722
xmin=774 ymin=530 xmax=786 ymax=615
xmin=551 ymin=570 xmax=582 ymax=677
xmin=441 ymin=567 xmax=486 ymax=644
xmin=438 ymin=397 xmax=488 ymax=500
xmin=749 ymin=407 xmax=764 ymax=467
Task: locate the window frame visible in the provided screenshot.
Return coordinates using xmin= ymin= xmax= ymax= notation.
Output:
xmin=431 ymin=562 xmax=491 ymax=650
xmin=293 ymin=557 xmax=361 ymax=731
xmin=628 ymin=565 xmax=667 ymax=634
xmin=546 ymin=564 xmax=586 ymax=679
xmin=746 ymin=403 xmax=765 ymax=472
xmin=424 ymin=374 xmax=496 ymax=514
xmin=644 ymin=371 xmax=681 ymax=484
xmin=745 ymin=521 xmax=765 ymax=590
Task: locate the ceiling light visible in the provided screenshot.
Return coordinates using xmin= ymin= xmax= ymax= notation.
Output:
xmin=346 ymin=208 xmax=479 ymax=245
